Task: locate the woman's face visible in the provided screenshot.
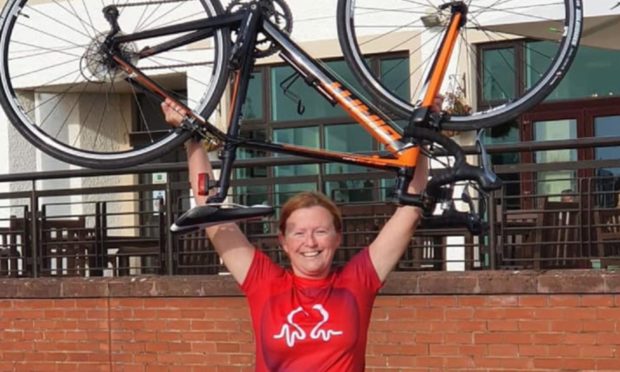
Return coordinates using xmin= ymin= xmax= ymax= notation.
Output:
xmin=279 ymin=205 xmax=342 ymax=279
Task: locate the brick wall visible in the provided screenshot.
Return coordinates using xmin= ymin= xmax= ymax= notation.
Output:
xmin=0 ymin=271 xmax=619 ymax=371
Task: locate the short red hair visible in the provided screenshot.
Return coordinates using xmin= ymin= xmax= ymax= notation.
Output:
xmin=279 ymin=191 xmax=342 ymax=234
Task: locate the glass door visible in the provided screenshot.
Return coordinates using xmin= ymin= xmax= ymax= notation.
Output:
xmin=533 ymin=119 xmax=577 ymax=202
xmin=593 ymin=115 xmax=620 ymax=207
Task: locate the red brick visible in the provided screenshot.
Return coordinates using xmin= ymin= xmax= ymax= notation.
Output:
xmin=415 ymin=307 xmax=444 ymax=320
xmin=548 ymin=295 xmax=580 ymax=307
xmin=597 ymin=358 xmax=620 ymax=370
xmin=533 ymin=332 xmax=565 ymax=345
xmin=485 ymin=295 xmax=519 ymax=307
xmin=562 ymin=307 xmax=598 ymax=320
xmin=415 ymin=356 xmax=443 ymax=368
xmin=414 ymin=332 xmax=443 ymax=344
xmin=457 ymin=296 xmax=485 ymax=306
xmin=487 ymin=344 xmax=518 ymax=357
xmin=394 ymin=296 xmax=430 ymax=308
xmin=582 ymin=320 xmax=617 ymax=332
xmin=518 ymin=320 xmax=550 ymax=332
xmin=487 ymin=320 xmax=519 ymax=331
xmin=427 ymin=296 xmax=457 ymax=307
xmin=533 ymin=308 xmax=567 ymax=319
xmin=580 ymin=345 xmax=615 ymax=358
xmin=458 ymin=345 xmax=487 ymax=357
xmin=444 ymin=356 xmax=474 ymax=368
xmin=597 ymin=332 xmax=620 ymax=345
xmin=474 ymin=356 xmax=532 ymax=369
xmin=445 ymin=307 xmax=474 ymax=319
xmin=550 ymin=320 xmax=583 ymax=332
xmin=385 ymin=355 xmax=417 ymax=367
xmin=519 ymin=345 xmax=549 ymax=357
xmin=452 ymin=320 xmax=487 ymax=332
xmin=564 ymin=333 xmax=597 ymax=345
xmin=429 ymin=344 xmax=459 ymax=356
xmin=580 ymin=295 xmax=614 ymax=307
xmin=518 ymin=295 xmax=547 ymax=307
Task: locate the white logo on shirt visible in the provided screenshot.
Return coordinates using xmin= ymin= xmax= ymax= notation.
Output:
xmin=273 ymin=304 xmax=344 ymax=347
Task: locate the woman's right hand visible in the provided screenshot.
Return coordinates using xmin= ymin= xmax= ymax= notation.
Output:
xmin=161 ymin=98 xmax=186 ymax=127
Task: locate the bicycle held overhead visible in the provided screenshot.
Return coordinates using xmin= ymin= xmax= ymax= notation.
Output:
xmin=0 ymin=0 xmax=583 ymax=233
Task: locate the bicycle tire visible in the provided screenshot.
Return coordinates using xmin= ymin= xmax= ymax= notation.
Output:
xmin=337 ymin=0 xmax=582 ymax=131
xmin=0 ymin=0 xmax=230 ymax=169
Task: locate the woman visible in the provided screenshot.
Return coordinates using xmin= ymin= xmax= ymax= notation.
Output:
xmin=162 ymin=99 xmax=432 ymax=371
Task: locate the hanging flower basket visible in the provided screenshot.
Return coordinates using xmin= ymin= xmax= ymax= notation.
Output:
xmin=441 ymin=91 xmax=472 ymax=137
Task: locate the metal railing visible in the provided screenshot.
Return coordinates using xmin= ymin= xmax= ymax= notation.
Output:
xmin=1 ymin=137 xmax=620 ymax=277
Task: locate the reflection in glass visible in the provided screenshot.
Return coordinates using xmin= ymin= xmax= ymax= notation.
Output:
xmin=380 ymin=57 xmax=410 ymax=102
xmin=595 ymin=115 xmax=620 ymax=207
xmin=482 ymin=47 xmax=515 ymax=102
xmin=326 ymin=179 xmax=374 ymax=203
xmin=483 ymin=120 xmax=520 ymax=209
xmin=528 ymin=42 xmax=620 ymax=101
xmin=273 ymin=127 xmax=319 ymax=177
xmin=275 ymin=183 xmax=316 ymax=207
xmin=234 ymin=185 xmax=269 ymax=206
xmin=236 ymin=129 xmax=268 ymax=179
xmin=325 ymin=124 xmax=373 ymax=174
xmin=534 ymin=119 xmax=577 ymax=199
xmin=271 ymin=60 xmax=360 ymax=122
xmin=242 ymin=71 xmax=264 ymax=120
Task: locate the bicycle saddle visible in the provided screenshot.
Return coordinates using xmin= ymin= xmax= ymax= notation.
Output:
xmin=171 ymin=203 xmax=275 ymax=233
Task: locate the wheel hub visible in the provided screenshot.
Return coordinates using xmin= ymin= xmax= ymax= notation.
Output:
xmin=81 ymin=32 xmax=139 ymax=83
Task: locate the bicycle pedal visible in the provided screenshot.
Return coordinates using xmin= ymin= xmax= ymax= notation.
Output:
xmin=171 ymin=204 xmax=274 ymax=233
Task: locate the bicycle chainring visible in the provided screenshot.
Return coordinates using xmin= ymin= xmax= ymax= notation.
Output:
xmin=226 ymin=0 xmax=293 ymax=58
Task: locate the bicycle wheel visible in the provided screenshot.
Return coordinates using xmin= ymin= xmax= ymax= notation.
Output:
xmin=0 ymin=0 xmax=230 ymax=168
xmin=337 ymin=0 xmax=582 ymax=130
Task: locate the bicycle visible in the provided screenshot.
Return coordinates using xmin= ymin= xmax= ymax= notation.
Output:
xmin=0 ymin=0 xmax=582 ymax=234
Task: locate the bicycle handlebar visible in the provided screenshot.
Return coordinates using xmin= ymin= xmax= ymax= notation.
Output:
xmin=394 ymin=124 xmax=501 ymax=235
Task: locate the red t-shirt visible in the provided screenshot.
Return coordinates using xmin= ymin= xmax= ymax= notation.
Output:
xmin=240 ymin=248 xmax=383 ymax=371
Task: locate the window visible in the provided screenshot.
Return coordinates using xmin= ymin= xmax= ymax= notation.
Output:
xmin=533 ymin=42 xmax=620 ymax=101
xmin=233 ymin=54 xmax=409 ymax=210
xmin=483 ymin=121 xmax=521 ymax=209
xmin=594 ymin=115 xmax=620 ymax=207
xmin=271 ymin=60 xmax=363 ymax=122
xmin=478 ymin=39 xmax=620 ymax=208
xmin=481 ymin=46 xmax=516 ymax=103
xmin=534 ymin=119 xmax=577 ymax=200
xmin=480 ymin=41 xmax=620 ymax=106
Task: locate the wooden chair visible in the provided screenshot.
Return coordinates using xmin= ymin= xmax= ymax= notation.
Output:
xmin=340 ymin=203 xmax=395 ymax=247
xmin=339 ymin=204 xmax=394 ymax=265
xmin=174 ymin=229 xmax=220 ymax=275
xmin=498 ymin=209 xmax=541 ymax=269
xmin=398 ymin=233 xmax=444 ymax=270
xmin=40 ymin=217 xmax=95 ymax=276
xmin=594 ymin=208 xmax=620 ymax=259
xmin=536 ymin=201 xmax=582 ymax=269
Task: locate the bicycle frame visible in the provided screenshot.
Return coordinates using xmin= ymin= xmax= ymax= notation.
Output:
xmin=109 ymin=2 xmax=467 ymax=205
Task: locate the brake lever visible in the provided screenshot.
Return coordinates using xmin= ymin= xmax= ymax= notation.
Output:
xmin=475 ymin=129 xmax=501 ymax=190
